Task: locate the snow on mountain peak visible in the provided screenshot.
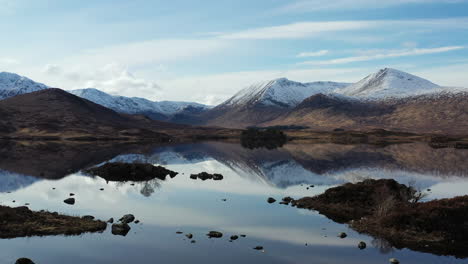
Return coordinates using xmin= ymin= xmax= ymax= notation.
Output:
xmin=69 ymin=88 xmax=211 ymax=117
xmin=223 ymin=77 xmax=350 ymax=108
xmin=0 ymin=72 xmax=49 ymax=99
xmin=340 ymin=68 xmax=442 ymax=98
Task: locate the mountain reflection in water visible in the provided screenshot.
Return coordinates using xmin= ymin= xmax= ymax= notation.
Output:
xmin=0 ymin=141 xmax=467 ymax=264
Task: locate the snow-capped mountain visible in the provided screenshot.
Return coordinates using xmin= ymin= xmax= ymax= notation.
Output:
xmin=339 ymin=68 xmax=443 ymax=99
xmin=0 ymin=72 xmax=49 ymax=100
xmin=69 ymin=88 xmax=211 ymax=120
xmin=223 ymin=78 xmax=350 ymax=108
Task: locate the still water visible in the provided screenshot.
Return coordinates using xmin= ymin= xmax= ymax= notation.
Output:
xmin=0 ymin=141 xmax=467 ymax=263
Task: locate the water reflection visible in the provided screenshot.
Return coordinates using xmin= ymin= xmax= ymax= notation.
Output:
xmin=0 ymin=141 xmax=467 ymax=263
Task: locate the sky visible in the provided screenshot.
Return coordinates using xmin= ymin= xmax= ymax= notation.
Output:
xmin=1 ymin=0 xmax=468 ymax=105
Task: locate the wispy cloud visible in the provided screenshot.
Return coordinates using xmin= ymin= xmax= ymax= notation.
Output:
xmin=297 ymin=50 xmax=329 ymax=58
xmin=277 ymin=0 xmax=468 ymax=13
xmin=300 ymin=46 xmax=465 ymax=65
xmin=217 ymin=18 xmax=468 ymax=40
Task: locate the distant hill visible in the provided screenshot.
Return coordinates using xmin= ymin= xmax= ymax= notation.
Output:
xmin=0 ymin=88 xmax=176 ymax=140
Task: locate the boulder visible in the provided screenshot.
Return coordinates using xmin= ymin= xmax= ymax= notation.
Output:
xmin=111 ymin=223 xmax=131 ymax=236
xmin=207 ymin=231 xmax=223 ymax=238
xmin=82 ymin=215 xmax=95 ymax=220
xmin=119 ymin=214 xmax=135 ymax=224
xmin=358 ymin=241 xmax=366 ymax=249
xmin=15 ymin=258 xmax=35 ymax=264
xmin=63 ymin=198 xmax=75 ymax=205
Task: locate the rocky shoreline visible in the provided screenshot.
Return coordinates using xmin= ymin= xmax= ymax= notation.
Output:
xmin=291 ymin=179 xmax=468 ymax=258
xmin=0 ymin=205 xmax=107 ymax=239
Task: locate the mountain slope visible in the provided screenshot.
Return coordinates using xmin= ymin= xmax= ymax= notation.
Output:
xmin=199 ymin=78 xmax=350 ymax=128
xmin=0 ymin=88 xmax=174 ymax=139
xmin=264 ymin=92 xmax=468 ymax=134
xmin=69 ymin=88 xmax=211 ymax=122
xmin=224 ymin=78 xmax=350 ymax=108
xmin=340 ymin=68 xmax=442 ymax=98
xmin=0 ymin=72 xmax=49 ymax=100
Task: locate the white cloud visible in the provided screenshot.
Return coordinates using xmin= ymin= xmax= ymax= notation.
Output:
xmin=217 ymin=18 xmax=468 ymax=40
xmin=218 ymin=21 xmax=374 ymax=39
xmin=68 ymin=38 xmax=229 ymax=67
xmin=41 ymin=63 xmax=162 ymax=99
xmin=297 ymin=50 xmax=329 ymax=58
xmin=300 ymin=46 xmax=465 ymax=65
xmin=277 ymin=0 xmax=468 ymax=13
xmin=0 ymin=57 xmax=20 ymax=65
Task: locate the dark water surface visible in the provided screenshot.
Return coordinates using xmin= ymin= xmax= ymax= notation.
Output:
xmin=0 ymin=141 xmax=467 ymax=263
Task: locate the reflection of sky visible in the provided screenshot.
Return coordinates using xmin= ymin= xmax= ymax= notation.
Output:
xmin=0 ymin=145 xmax=468 ymax=263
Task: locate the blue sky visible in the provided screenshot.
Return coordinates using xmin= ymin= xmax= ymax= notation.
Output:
xmin=1 ymin=0 xmax=468 ymax=104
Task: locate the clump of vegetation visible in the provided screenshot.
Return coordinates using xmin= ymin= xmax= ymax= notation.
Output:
xmin=293 ymin=179 xmax=468 ymax=258
xmin=0 ymin=206 xmax=106 ymax=238
xmin=85 ymin=162 xmax=178 ymax=182
xmin=240 ymin=128 xmax=287 ymax=149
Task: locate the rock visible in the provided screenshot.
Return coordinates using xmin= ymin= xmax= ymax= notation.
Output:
xmin=212 ymin=174 xmax=224 ymax=181
xmin=191 ymin=240 xmax=196 ymax=243
xmin=221 ymin=199 xmax=227 ymax=202
xmin=267 ymin=197 xmax=276 ymax=204
xmin=282 ymin=197 xmax=294 ymax=203
xmin=207 ymin=231 xmax=223 ymax=238
xmin=111 ymin=223 xmax=131 ymax=236
xmin=15 ymin=258 xmax=35 ymax=264
xmin=253 ymin=246 xmax=263 ymax=250
xmin=186 ymin=233 xmax=193 ymax=239
xmin=64 ymin=198 xmax=75 ymax=205
xmin=107 ymin=218 xmax=114 ymax=223
xmin=100 ymin=188 xmax=104 ymax=191
xmin=389 ymin=258 xmax=400 ymax=264
xmin=230 ymin=235 xmax=239 ymax=240
xmin=82 ymin=215 xmax=95 ymax=220
xmin=190 ymin=172 xmax=224 ymax=181
xmin=176 ymin=231 xmax=183 ymax=234
xmin=358 ymin=241 xmax=367 ymax=249
xmin=240 ymin=234 xmax=246 ymax=237
xmin=427 ymin=189 xmax=431 ymax=192
xmin=119 ymin=214 xmax=135 ymax=224
xmin=279 ymin=201 xmax=289 ymax=205
xmin=135 ymin=220 xmax=140 ymax=224
xmin=69 ymin=193 xmax=75 ymax=196
xmin=338 ymin=232 xmax=347 ymax=238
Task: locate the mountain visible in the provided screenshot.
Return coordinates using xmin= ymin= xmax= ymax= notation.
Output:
xmin=198 ymin=78 xmax=350 ymax=128
xmin=0 ymin=72 xmax=49 ymax=100
xmin=223 ymin=78 xmax=350 ymax=108
xmin=339 ymin=68 xmax=443 ymax=98
xmin=264 ymin=92 xmax=468 ymax=134
xmin=69 ymin=88 xmax=211 ymax=122
xmin=0 ymin=88 xmax=176 ymax=140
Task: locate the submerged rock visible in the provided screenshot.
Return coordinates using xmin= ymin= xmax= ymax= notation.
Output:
xmin=111 ymin=223 xmax=131 ymax=236
xmin=63 ymin=198 xmax=75 ymax=205
xmin=119 ymin=214 xmax=135 ymax=224
xmin=339 ymin=232 xmax=347 ymax=239
xmin=190 ymin=172 xmax=224 ymax=181
xmin=253 ymin=246 xmax=264 ymax=250
xmin=230 ymin=235 xmax=239 ymax=240
xmin=186 ymin=233 xmax=193 ymax=239
xmin=207 ymin=231 xmax=223 ymax=238
xmin=15 ymin=258 xmax=35 ymax=264
xmin=358 ymin=241 xmax=367 ymax=249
